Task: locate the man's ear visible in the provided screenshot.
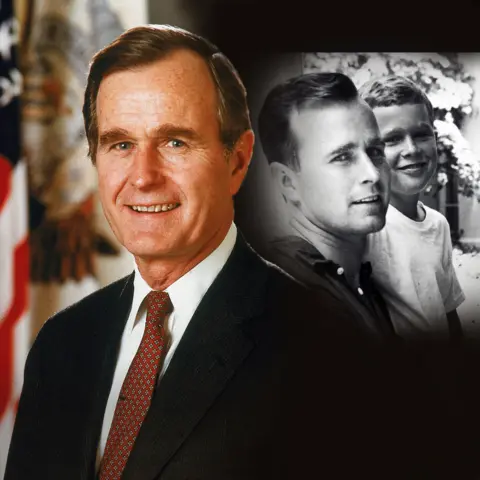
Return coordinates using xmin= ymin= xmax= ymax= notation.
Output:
xmin=270 ymin=161 xmax=302 ymax=205
xmin=229 ymin=129 xmax=255 ymax=196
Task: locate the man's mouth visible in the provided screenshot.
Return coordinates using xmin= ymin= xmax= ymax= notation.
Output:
xmin=352 ymin=195 xmax=381 ymax=205
xmin=128 ymin=203 xmax=180 ymax=213
xmin=396 ymin=162 xmax=428 ymax=172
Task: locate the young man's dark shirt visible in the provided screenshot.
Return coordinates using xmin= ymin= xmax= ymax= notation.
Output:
xmin=269 ymin=234 xmax=396 ymax=339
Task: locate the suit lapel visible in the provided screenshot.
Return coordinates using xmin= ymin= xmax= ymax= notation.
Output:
xmin=122 ymin=237 xmax=270 ymax=480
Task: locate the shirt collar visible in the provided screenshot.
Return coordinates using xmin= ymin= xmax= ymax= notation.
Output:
xmin=129 ymin=222 xmax=238 ymax=331
xmin=271 ymin=235 xmax=373 ymax=281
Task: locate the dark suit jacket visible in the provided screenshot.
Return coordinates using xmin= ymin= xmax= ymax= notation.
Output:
xmin=5 ymin=235 xmax=480 ymax=479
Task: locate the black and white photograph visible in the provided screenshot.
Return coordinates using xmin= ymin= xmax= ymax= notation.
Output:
xmin=235 ymin=51 xmax=480 ymax=342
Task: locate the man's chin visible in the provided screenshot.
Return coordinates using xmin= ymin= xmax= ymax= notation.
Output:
xmin=392 ymin=172 xmax=435 ymax=196
xmin=124 ymin=239 xmax=174 ymax=261
xmin=353 ymin=216 xmax=386 ymax=236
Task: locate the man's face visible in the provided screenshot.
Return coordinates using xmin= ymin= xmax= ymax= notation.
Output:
xmin=373 ymin=103 xmax=438 ymax=198
xmin=95 ymin=49 xmax=251 ymax=262
xmin=287 ymin=100 xmax=390 ymax=237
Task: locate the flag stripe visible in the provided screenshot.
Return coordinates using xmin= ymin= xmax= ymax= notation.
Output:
xmin=0 ymin=159 xmax=29 ymax=419
xmin=0 ymin=155 xmax=12 ymax=211
xmin=0 ymin=158 xmax=27 ymax=320
xmin=0 ymin=211 xmax=14 ymax=322
xmin=0 ymin=237 xmax=28 ymax=418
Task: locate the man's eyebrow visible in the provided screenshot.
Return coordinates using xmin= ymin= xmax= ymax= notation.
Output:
xmin=381 ymin=127 xmax=405 ymax=138
xmin=98 ymin=128 xmax=130 ymax=148
xmin=151 ymin=124 xmax=201 ymax=141
xmin=382 ymin=123 xmax=433 ymax=138
xmin=329 ymin=142 xmax=357 ymax=157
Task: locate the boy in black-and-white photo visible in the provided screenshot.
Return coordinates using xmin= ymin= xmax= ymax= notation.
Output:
xmin=360 ymin=75 xmax=465 ymax=343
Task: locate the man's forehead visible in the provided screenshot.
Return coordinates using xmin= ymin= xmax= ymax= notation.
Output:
xmin=96 ymin=51 xmax=219 ymax=131
xmin=373 ymin=103 xmax=431 ymax=128
xmin=290 ymin=98 xmax=371 ymax=125
xmin=289 ymin=100 xmax=379 ymax=147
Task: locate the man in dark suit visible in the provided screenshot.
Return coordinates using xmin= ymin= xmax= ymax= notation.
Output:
xmin=4 ymin=24 xmax=404 ymax=480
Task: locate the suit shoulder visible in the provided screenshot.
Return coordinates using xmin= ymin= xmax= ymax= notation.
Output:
xmin=34 ymin=273 xmax=133 ymax=342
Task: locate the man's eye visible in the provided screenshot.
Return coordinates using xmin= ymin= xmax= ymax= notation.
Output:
xmin=113 ymin=142 xmax=132 ymax=151
xmin=384 ymin=135 xmax=403 ymax=144
xmin=332 ymin=153 xmax=352 ymax=163
xmin=167 ymin=139 xmax=186 ymax=148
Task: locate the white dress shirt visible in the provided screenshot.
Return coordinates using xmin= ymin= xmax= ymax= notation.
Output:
xmin=96 ymin=223 xmax=237 ymax=468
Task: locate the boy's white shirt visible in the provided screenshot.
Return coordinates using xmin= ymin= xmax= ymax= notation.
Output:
xmin=365 ymin=202 xmax=465 ymax=340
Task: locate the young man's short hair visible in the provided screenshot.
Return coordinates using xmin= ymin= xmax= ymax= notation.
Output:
xmin=358 ymin=74 xmax=434 ymax=125
xmin=258 ymin=72 xmax=358 ymax=171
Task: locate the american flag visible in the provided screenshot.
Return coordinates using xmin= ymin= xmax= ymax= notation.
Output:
xmin=0 ymin=0 xmax=30 ymax=476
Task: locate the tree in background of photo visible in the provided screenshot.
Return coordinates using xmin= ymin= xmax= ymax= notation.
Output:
xmin=303 ymin=52 xmax=479 ymax=241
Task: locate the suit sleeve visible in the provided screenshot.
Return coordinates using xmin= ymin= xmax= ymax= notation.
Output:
xmin=4 ymin=320 xmax=50 ymax=479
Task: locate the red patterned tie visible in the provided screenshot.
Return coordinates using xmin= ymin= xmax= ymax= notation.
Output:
xmin=98 ymin=291 xmax=173 ymax=480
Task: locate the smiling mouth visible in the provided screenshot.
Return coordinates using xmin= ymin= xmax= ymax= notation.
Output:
xmin=129 ymin=203 xmax=180 ymax=213
xmin=397 ymin=162 xmax=428 ymax=171
xmin=352 ymin=195 xmax=381 ymax=205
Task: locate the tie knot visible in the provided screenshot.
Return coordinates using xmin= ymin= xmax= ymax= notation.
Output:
xmin=146 ymin=290 xmax=173 ymax=318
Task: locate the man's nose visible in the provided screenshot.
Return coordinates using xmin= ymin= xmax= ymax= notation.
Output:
xmin=402 ymin=135 xmax=420 ymax=156
xmin=358 ymin=152 xmax=381 ymax=184
xmin=129 ymin=146 xmax=165 ymax=189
